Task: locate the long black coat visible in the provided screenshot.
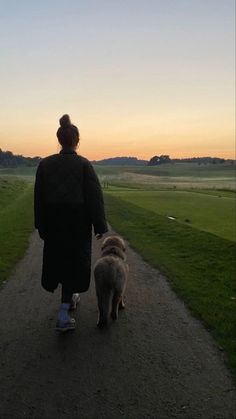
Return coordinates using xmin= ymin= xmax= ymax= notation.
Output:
xmin=34 ymin=150 xmax=108 ymax=293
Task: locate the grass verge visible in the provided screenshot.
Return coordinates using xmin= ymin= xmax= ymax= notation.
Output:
xmin=106 ymin=189 xmax=236 ymax=241
xmin=104 ymin=193 xmax=236 ymax=375
xmin=0 ymin=177 xmax=34 ymax=286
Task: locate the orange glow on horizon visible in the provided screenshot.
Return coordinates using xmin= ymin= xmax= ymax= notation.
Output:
xmin=1 ymin=142 xmax=234 ymax=161
xmin=1 ymin=108 xmax=234 ymax=161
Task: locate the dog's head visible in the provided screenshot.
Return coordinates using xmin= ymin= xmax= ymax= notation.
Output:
xmin=101 ymin=235 xmax=126 ymax=252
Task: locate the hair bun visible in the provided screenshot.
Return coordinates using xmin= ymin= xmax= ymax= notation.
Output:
xmin=59 ymin=114 xmax=71 ymax=128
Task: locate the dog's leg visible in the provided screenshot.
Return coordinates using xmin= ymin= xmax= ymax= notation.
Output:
xmin=111 ymin=291 xmax=122 ymax=320
xmin=96 ymin=288 xmax=110 ymax=328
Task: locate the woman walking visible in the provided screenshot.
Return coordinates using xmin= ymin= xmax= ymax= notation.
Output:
xmin=34 ymin=114 xmax=108 ymax=331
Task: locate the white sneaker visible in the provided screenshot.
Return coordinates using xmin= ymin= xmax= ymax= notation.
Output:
xmin=69 ymin=293 xmax=80 ymax=310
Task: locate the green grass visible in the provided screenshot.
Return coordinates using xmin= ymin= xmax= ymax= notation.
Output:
xmin=95 ymin=162 xmax=236 ymax=178
xmin=0 ymin=177 xmax=34 ymax=285
xmin=0 ymin=166 xmax=37 ymax=177
xmin=130 ymin=162 xmax=236 ymax=178
xmin=105 ymin=189 xmax=236 ymax=241
xmin=0 ymin=177 xmax=29 ymax=209
xmin=95 ymin=163 xmax=236 ymax=179
xmin=104 ymin=193 xmax=236 ymax=375
xmin=95 ymin=163 xmax=236 ymax=191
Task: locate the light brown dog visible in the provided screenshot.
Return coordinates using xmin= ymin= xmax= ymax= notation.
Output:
xmin=94 ymin=235 xmax=129 ymax=328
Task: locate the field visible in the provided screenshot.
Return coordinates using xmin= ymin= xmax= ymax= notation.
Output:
xmin=103 ymin=189 xmax=235 ymax=241
xmin=0 ymin=162 xmax=235 ymax=374
xmin=0 ymin=166 xmax=36 ymax=179
xmin=95 ymin=162 xmax=236 ymax=190
xmin=95 ymin=163 xmax=236 ymax=242
xmin=0 ymin=176 xmax=34 ymax=285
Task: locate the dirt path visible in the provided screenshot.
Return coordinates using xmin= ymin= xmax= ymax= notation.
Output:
xmin=0 ymin=231 xmax=235 ymax=419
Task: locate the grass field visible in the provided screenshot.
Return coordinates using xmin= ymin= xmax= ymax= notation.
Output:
xmin=105 ymin=189 xmax=236 ymax=241
xmin=0 ymin=177 xmax=34 ymax=286
xmin=95 ymin=162 xmax=236 ymax=191
xmin=0 ymin=167 xmax=37 ymax=177
xmin=95 ymin=162 xmax=236 ymax=177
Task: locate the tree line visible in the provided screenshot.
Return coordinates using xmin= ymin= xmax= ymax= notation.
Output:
xmin=0 ymin=149 xmax=41 ymax=167
xmin=148 ymin=155 xmax=231 ymax=165
xmin=0 ymin=149 xmax=234 ymax=167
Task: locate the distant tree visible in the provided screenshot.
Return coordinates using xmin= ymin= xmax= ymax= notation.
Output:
xmin=148 ymin=155 xmax=171 ymax=165
xmin=159 ymin=155 xmax=171 ymax=164
xmin=148 ymin=156 xmax=160 ymax=166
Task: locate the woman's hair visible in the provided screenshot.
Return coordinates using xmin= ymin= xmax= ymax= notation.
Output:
xmin=56 ymin=114 xmax=80 ymax=148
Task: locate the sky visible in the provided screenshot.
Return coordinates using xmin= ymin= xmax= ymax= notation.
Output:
xmin=0 ymin=0 xmax=235 ymax=160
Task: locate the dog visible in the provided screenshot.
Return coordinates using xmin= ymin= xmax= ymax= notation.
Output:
xmin=94 ymin=235 xmax=129 ymax=328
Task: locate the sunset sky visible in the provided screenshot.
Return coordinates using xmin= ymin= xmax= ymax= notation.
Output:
xmin=0 ymin=0 xmax=235 ymax=160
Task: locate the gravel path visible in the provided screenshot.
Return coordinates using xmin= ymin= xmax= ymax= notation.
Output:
xmin=0 ymin=231 xmax=235 ymax=419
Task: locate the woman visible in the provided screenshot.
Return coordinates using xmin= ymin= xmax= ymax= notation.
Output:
xmin=34 ymin=114 xmax=108 ymax=332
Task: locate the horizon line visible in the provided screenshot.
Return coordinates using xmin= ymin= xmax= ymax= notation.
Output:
xmin=0 ymin=148 xmax=235 ymax=162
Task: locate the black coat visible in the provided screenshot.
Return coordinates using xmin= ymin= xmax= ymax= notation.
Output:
xmin=34 ymin=150 xmax=108 ymax=293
